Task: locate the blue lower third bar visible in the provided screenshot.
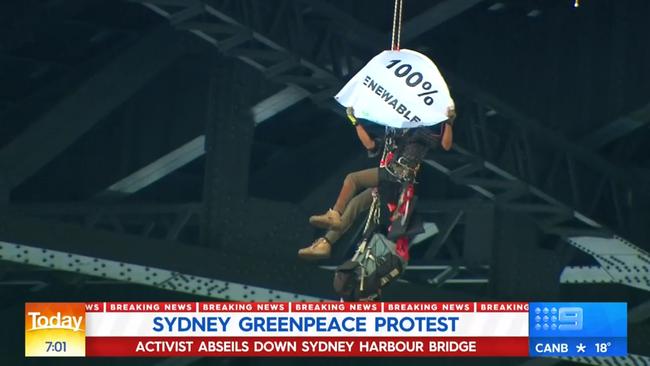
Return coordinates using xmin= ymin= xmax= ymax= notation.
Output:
xmin=529 ymin=337 xmax=627 ymax=357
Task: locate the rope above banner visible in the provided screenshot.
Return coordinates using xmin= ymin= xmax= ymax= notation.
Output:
xmin=391 ymin=0 xmax=404 ymax=50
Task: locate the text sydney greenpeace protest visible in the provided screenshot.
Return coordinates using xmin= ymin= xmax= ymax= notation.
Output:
xmin=152 ymin=315 xmax=460 ymax=333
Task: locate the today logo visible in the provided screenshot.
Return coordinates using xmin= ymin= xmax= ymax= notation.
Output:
xmin=25 ymin=303 xmax=86 ymax=357
xmin=26 ymin=311 xmax=84 ymax=332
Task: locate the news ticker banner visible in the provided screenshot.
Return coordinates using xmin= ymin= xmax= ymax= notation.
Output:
xmin=24 ymin=302 xmax=626 ymax=357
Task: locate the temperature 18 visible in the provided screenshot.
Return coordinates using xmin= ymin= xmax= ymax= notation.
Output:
xmin=595 ymin=342 xmax=611 ymax=353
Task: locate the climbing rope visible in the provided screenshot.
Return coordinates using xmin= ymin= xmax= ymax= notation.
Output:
xmin=362 ymin=190 xmax=381 ymax=238
xmin=390 ymin=0 xmax=404 ymax=50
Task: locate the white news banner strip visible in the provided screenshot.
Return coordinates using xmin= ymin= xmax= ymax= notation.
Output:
xmin=86 ymin=312 xmax=528 ymax=338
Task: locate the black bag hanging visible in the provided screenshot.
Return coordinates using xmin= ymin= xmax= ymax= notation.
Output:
xmin=333 ymin=233 xmax=406 ymax=301
xmin=333 ymin=191 xmax=407 ymax=301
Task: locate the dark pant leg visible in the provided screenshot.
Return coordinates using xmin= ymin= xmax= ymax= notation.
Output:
xmin=325 ymin=188 xmax=373 ymax=244
xmin=332 ymin=168 xmax=378 ymax=214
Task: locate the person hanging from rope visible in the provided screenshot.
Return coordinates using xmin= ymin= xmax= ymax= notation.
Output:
xmin=298 ymin=105 xmax=455 ymax=260
xmin=331 ymin=105 xmax=455 ymax=301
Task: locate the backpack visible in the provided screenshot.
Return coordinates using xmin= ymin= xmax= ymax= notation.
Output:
xmin=333 ymin=233 xmax=406 ymax=301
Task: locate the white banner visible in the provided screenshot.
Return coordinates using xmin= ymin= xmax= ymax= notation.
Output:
xmin=335 ymin=49 xmax=454 ymax=128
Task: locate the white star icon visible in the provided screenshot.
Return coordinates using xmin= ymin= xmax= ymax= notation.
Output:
xmin=576 ymin=343 xmax=586 ymax=353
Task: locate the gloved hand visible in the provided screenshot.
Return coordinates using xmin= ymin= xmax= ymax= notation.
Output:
xmin=346 ymin=106 xmax=358 ymax=126
xmin=445 ymin=106 xmax=456 ymax=127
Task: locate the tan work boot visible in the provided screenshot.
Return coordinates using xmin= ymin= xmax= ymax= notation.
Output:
xmin=309 ymin=209 xmax=343 ymax=230
xmin=298 ymin=237 xmax=332 ymax=261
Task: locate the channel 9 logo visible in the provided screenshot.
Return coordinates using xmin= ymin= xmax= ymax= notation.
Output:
xmin=533 ymin=306 xmax=583 ymax=332
xmin=25 ymin=303 xmax=86 ymax=357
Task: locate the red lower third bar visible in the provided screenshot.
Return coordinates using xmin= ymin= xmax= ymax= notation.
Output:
xmin=86 ymin=337 xmax=529 ymax=357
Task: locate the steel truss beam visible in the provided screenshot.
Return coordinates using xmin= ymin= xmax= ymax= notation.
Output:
xmin=443 ymin=75 xmax=650 ymax=238
xmin=10 ymin=200 xmax=320 ymax=260
xmin=580 ymin=102 xmax=650 ymax=149
xmin=96 ymin=85 xmax=307 ymax=198
xmin=519 ymin=354 xmax=650 ymax=366
xmin=424 ymin=145 xmax=650 ymax=291
xmin=99 ymin=136 xmax=206 ymax=198
xmin=137 ymin=0 xmax=342 ymax=103
xmin=200 ymin=57 xmax=252 ymax=248
xmin=9 ymin=203 xmax=202 ymax=242
xmin=559 ymin=236 xmax=650 ymax=291
xmin=132 ymin=0 xmax=650 ymax=292
xmin=0 ymin=213 xmax=475 ymax=301
xmin=0 ymin=28 xmax=184 ymax=190
xmin=558 ymin=355 xmax=650 ymax=366
xmin=399 ymin=0 xmax=485 ymax=42
xmin=0 ymin=214 xmax=325 ymax=301
xmin=0 ymin=241 xmax=322 ymax=302
xmin=8 ymin=198 xmax=491 ymax=286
